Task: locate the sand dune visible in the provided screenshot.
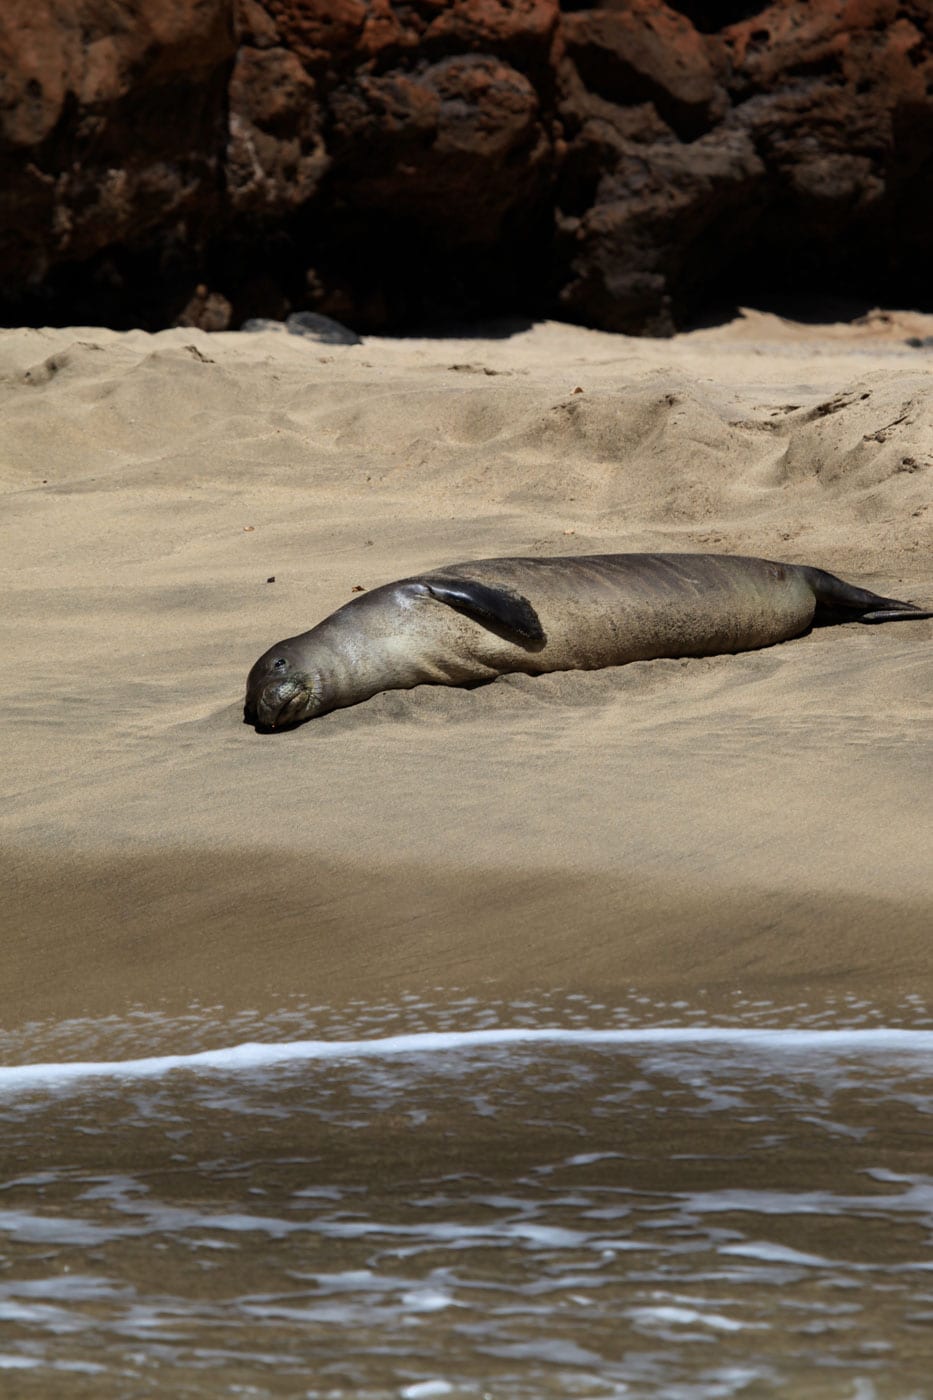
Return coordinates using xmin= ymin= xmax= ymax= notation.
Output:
xmin=1 ymin=311 xmax=931 ymax=1045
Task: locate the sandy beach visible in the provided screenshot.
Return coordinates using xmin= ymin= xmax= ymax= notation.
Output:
xmin=2 ymin=310 xmax=932 ymax=1040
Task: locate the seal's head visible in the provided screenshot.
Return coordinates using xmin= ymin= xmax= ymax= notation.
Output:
xmin=244 ymin=644 xmax=322 ymax=730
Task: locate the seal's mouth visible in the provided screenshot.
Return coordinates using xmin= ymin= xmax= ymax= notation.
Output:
xmin=246 ymin=677 xmax=318 ymax=731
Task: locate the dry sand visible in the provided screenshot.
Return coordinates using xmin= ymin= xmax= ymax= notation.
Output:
xmin=2 ymin=309 xmax=931 ymax=1040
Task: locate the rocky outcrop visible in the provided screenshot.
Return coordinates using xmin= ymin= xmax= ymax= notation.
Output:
xmin=0 ymin=0 xmax=237 ymax=324
xmin=1 ymin=0 xmax=932 ymax=333
xmin=556 ymin=0 xmax=933 ymax=332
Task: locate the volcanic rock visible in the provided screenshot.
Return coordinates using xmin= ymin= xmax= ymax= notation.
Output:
xmin=1 ymin=0 xmax=932 ymax=333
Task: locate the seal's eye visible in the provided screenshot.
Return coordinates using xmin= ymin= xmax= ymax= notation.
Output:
xmin=273 ymin=658 xmax=288 ymax=672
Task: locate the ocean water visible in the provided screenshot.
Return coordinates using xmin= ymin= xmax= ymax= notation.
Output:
xmin=2 ymin=992 xmax=933 ymax=1399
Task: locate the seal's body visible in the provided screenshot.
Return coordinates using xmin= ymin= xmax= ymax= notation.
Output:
xmin=245 ymin=553 xmax=930 ymax=729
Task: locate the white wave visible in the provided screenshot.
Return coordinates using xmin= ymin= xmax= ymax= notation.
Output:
xmin=1 ymin=1025 xmax=932 ymax=1096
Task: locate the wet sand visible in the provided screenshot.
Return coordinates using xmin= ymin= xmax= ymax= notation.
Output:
xmin=2 ymin=310 xmax=932 ymax=1036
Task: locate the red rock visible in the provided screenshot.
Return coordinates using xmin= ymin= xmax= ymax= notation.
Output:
xmin=555 ymin=0 xmax=933 ymax=331
xmin=176 ymin=284 xmax=233 ymax=330
xmin=329 ymin=56 xmax=549 ymax=242
xmin=562 ymin=2 xmax=725 ymax=138
xmin=0 ymin=0 xmax=235 ymax=320
xmin=1 ymin=0 xmax=933 ymax=331
xmin=227 ymin=45 xmax=328 ymax=213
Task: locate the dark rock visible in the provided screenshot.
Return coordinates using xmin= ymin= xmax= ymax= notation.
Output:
xmin=240 ymin=311 xmax=362 ymax=343
xmin=554 ymin=0 xmax=933 ymax=331
xmin=327 ymin=55 xmax=550 ymax=245
xmin=227 ymin=45 xmax=328 ymax=214
xmin=555 ymin=120 xmax=767 ymax=334
xmin=0 ymin=0 xmax=236 ymax=322
xmin=177 ymin=285 xmax=233 ymax=331
xmin=1 ymin=0 xmax=933 ymax=333
xmin=285 ymin=311 xmax=362 ymax=344
xmin=561 ymin=2 xmax=726 ymax=139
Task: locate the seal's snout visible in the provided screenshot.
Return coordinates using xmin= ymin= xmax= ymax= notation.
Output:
xmin=247 ymin=679 xmax=304 ymax=730
xmin=244 ymin=646 xmax=320 ymax=730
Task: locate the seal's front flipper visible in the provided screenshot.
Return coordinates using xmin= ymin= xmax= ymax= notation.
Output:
xmin=424 ymin=578 xmax=545 ymax=642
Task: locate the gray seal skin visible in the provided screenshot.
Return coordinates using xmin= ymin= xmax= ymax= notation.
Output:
xmin=244 ymin=553 xmax=931 ymax=730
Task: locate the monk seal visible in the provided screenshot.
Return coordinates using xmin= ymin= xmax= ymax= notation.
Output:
xmin=244 ymin=553 xmax=931 ymax=730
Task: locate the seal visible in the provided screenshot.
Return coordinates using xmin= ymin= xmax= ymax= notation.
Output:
xmin=244 ymin=553 xmax=931 ymax=729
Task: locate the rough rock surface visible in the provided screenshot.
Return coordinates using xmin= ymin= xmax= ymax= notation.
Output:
xmin=1 ymin=0 xmax=932 ymax=332
xmin=557 ymin=0 xmax=933 ymax=332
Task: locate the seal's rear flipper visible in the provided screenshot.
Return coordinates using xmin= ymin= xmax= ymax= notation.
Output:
xmin=425 ymin=578 xmax=545 ymax=642
xmin=802 ymin=566 xmax=933 ymax=625
xmin=855 ymin=606 xmax=933 ymax=623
